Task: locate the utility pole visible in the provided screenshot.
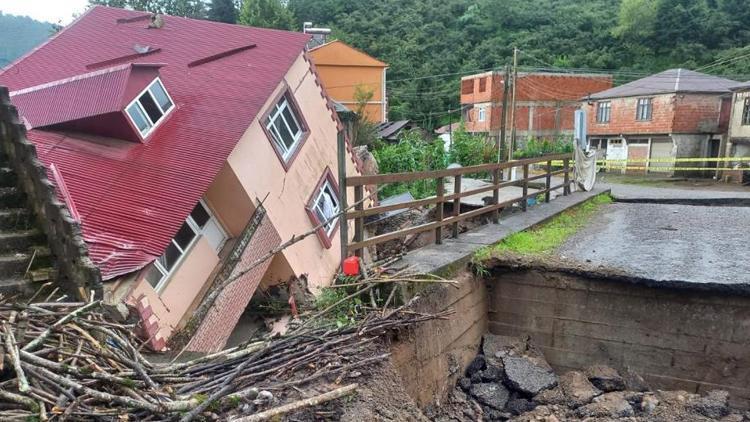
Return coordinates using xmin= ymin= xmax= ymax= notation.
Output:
xmin=508 ymin=47 xmax=519 ymax=162
xmin=498 ymin=65 xmax=510 ymax=165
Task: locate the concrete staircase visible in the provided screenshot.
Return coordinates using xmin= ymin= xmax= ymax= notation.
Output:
xmin=0 ymin=155 xmax=56 ymax=296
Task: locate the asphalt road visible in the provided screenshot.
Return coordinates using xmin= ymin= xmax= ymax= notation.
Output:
xmin=558 ymin=202 xmax=750 ymax=285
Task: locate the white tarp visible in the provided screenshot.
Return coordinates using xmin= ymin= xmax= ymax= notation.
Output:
xmin=575 ymin=145 xmax=597 ymax=191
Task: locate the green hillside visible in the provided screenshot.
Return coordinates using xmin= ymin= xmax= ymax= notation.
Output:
xmin=0 ymin=13 xmax=53 ymax=68
xmin=288 ymin=0 xmax=750 ymax=127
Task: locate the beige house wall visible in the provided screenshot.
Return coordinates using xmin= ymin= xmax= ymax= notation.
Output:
xmin=729 ymin=91 xmax=750 ymax=139
xmin=227 ymin=53 xmax=359 ymax=292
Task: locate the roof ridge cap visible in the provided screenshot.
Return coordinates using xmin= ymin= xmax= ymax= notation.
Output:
xmin=9 ymin=63 xmax=164 ymax=96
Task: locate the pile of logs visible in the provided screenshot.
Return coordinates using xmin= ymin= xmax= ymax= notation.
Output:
xmin=0 ymin=293 xmax=451 ymax=421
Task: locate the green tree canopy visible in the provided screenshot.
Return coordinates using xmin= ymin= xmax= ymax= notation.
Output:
xmin=208 ymin=0 xmax=238 ymax=24
xmin=238 ymin=0 xmax=295 ymax=30
xmin=88 ymin=0 xmax=206 ymax=18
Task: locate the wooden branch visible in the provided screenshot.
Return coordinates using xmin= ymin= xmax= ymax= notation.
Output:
xmin=22 ymin=301 xmax=100 ymax=352
xmin=3 ymin=322 xmax=29 ymax=392
xmin=230 ymin=384 xmax=358 ymax=422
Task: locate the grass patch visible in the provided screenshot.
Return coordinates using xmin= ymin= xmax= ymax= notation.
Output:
xmin=480 ymin=193 xmax=613 ymax=257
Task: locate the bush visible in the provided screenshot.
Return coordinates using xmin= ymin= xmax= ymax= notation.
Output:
xmin=448 ymin=124 xmax=497 ymax=168
xmin=371 ymin=130 xmax=446 ymax=199
xmin=512 ymin=137 xmax=574 ymax=159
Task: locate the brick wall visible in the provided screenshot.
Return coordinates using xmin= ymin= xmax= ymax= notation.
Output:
xmin=185 ymin=213 xmax=282 ymax=353
xmin=487 ymin=268 xmax=750 ymax=408
xmin=390 ymin=273 xmax=487 ymax=407
xmin=673 ymin=94 xmax=726 ymax=133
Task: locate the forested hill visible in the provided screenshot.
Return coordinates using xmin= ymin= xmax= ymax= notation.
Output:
xmin=0 ymin=13 xmax=53 ymax=68
xmin=288 ymin=0 xmax=750 ymax=127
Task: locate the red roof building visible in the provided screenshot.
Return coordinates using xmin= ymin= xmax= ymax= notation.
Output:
xmin=0 ymin=6 xmax=362 ymax=352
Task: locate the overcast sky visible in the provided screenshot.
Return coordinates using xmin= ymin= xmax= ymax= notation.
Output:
xmin=0 ymin=0 xmax=89 ymax=24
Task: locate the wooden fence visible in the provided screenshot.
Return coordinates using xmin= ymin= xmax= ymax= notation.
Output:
xmin=339 ymin=153 xmax=574 ymax=260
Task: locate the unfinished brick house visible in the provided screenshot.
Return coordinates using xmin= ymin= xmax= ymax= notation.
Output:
xmin=460 ymin=71 xmax=612 ymax=140
xmin=0 ymin=6 xmax=363 ymax=352
xmin=724 ymin=81 xmax=750 ymax=183
xmin=585 ymin=69 xmax=736 ymax=176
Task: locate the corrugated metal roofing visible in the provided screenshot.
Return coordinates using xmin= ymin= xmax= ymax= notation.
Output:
xmin=589 ymin=69 xmax=738 ymax=100
xmin=0 ymin=6 xmax=311 ymax=279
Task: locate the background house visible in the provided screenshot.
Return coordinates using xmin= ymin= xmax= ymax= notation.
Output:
xmin=724 ymin=81 xmax=750 ymax=183
xmin=308 ymin=40 xmax=388 ymax=123
xmin=585 ymin=69 xmax=736 ymax=176
xmin=0 ymin=6 xmax=363 ymax=353
xmin=460 ymin=71 xmax=612 ymax=141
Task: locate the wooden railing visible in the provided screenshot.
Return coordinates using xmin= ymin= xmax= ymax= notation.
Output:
xmin=341 ymin=153 xmax=573 ymax=259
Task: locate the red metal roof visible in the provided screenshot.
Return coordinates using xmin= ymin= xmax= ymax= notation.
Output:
xmin=0 ymin=6 xmax=311 ymax=279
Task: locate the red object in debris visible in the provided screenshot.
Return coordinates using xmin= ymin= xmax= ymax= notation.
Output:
xmin=342 ymin=256 xmax=360 ymax=276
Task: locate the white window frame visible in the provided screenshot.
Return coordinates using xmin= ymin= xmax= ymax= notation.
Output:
xmin=742 ymin=98 xmax=750 ymax=126
xmin=477 ymin=106 xmax=486 ymax=122
xmin=148 ymin=199 xmax=226 ymax=293
xmin=596 ymin=101 xmax=611 ymax=123
xmin=312 ymin=179 xmax=340 ymax=237
xmin=636 ymin=97 xmax=652 ymax=121
xmin=266 ymin=95 xmax=304 ymax=161
xmin=125 ymin=78 xmax=175 ymax=139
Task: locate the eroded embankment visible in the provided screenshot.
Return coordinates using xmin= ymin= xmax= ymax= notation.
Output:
xmin=389 ymin=262 xmax=750 ymax=414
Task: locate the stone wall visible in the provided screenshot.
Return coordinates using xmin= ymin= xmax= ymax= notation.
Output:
xmin=390 ymin=272 xmax=488 ymax=407
xmin=486 ymin=267 xmax=750 ymax=408
xmin=0 ymin=87 xmax=101 ymax=299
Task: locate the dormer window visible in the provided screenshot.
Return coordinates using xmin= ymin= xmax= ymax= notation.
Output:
xmin=126 ymin=78 xmax=174 ymax=137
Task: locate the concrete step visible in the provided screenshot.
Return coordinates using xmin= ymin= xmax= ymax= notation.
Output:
xmin=0 ymin=276 xmax=34 ymax=297
xmin=27 ymin=267 xmax=55 ymax=283
xmin=0 ymin=187 xmax=26 ymax=208
xmin=0 ymin=167 xmax=18 ymax=188
xmin=0 ymin=247 xmax=53 ymax=277
xmin=0 ymin=230 xmax=46 ymax=254
xmin=0 ymin=208 xmax=35 ymax=231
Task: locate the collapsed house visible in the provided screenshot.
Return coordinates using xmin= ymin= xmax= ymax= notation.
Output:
xmin=0 ymin=6 xmax=364 ymax=352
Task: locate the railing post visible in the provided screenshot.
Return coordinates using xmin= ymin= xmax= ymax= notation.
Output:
xmin=435 ymin=177 xmax=444 ymax=245
xmin=337 ymin=131 xmax=348 ymax=263
xmin=563 ymin=157 xmax=570 ymax=196
xmin=452 ymin=174 xmax=461 ymax=238
xmin=354 ymin=185 xmax=364 ymax=257
xmin=522 ymin=164 xmax=529 ymax=211
xmin=545 ymin=160 xmax=552 ymax=203
xmin=492 ymin=168 xmax=500 ymax=224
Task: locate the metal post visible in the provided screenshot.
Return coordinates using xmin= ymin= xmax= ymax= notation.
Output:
xmin=353 ymin=185 xmax=364 ymax=257
xmin=545 ymin=160 xmax=552 ymax=203
xmin=452 ymin=174 xmax=461 ymax=238
xmin=492 ymin=168 xmax=500 ymax=224
xmin=337 ymin=131 xmax=348 ymax=263
xmin=522 ymin=164 xmax=529 ymax=211
xmin=435 ymin=177 xmax=444 ymax=244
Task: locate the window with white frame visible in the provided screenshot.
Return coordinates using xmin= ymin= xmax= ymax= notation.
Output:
xmin=125 ymin=78 xmax=174 ymax=137
xmin=635 ymin=97 xmax=652 ymax=121
xmin=265 ymin=94 xmax=305 ymax=161
xmin=742 ymin=98 xmax=750 ymax=126
xmin=144 ymin=200 xmax=226 ymax=291
xmin=309 ymin=176 xmax=340 ymax=238
xmin=596 ymin=101 xmax=611 ymax=123
xmin=477 ymin=106 xmax=486 ymax=122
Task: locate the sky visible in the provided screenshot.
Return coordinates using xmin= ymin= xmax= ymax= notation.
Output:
xmin=0 ymin=0 xmax=89 ymax=24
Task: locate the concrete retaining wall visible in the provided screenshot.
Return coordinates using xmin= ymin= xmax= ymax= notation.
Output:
xmin=390 ymin=273 xmax=487 ymax=407
xmin=487 ymin=268 xmax=750 ymax=408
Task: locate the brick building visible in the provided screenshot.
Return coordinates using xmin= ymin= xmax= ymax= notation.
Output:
xmin=585 ymin=69 xmax=736 ymax=176
xmin=724 ymin=81 xmax=750 ymax=183
xmin=460 ymin=71 xmax=612 ymax=140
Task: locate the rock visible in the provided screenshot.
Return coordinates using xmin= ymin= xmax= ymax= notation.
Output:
xmin=577 ymin=392 xmax=634 ymax=418
xmin=506 ymin=397 xmax=536 ymax=415
xmin=458 ymin=377 xmax=472 ymax=391
xmin=481 ymin=365 xmax=504 ymax=382
xmin=503 ymin=355 xmax=557 ymax=396
xmin=622 ymin=366 xmax=650 ymax=392
xmin=470 ymin=371 xmax=483 ymax=384
xmin=470 ymin=383 xmax=510 ymax=410
xmin=686 ymin=390 xmax=730 ymax=419
xmin=640 ymin=394 xmax=659 ymax=414
xmin=559 ymin=371 xmax=601 ymax=408
xmin=466 ymin=355 xmax=487 ymax=377
xmin=534 ymin=387 xmax=566 ymax=405
xmin=585 ymin=364 xmax=626 ymax=392
xmin=482 ymin=334 xmax=518 ymax=365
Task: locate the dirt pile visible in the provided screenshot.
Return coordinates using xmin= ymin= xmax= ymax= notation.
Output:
xmin=431 ymin=334 xmax=747 ymax=421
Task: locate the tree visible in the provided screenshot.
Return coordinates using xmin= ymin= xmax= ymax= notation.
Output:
xmin=238 ymin=0 xmax=296 ymax=30
xmin=613 ymin=0 xmax=656 ymax=41
xmin=208 ymin=0 xmax=238 ymax=23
